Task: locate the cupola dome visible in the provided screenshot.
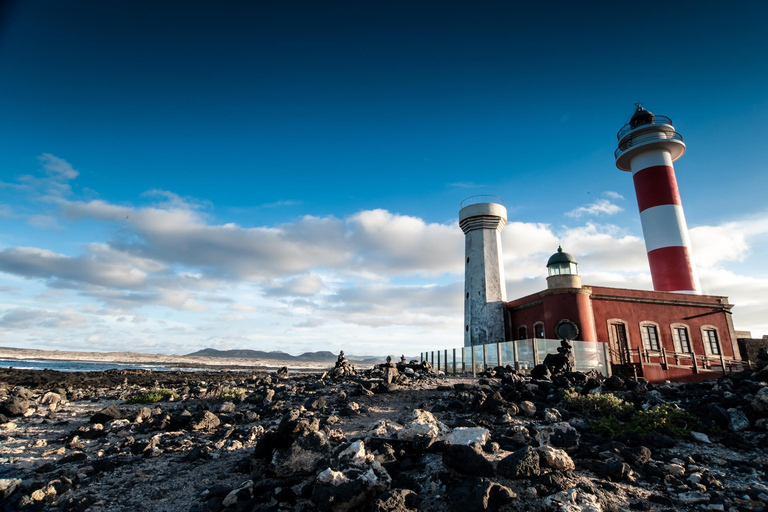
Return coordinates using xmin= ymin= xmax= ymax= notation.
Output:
xmin=547 ymin=246 xmax=578 ymax=276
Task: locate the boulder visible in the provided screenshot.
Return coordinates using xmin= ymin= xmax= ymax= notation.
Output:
xmin=0 ymin=398 xmax=30 ymax=417
xmin=373 ymin=488 xmax=419 ymax=512
xmin=444 ymin=427 xmax=490 ymax=446
xmin=190 ymin=410 xmax=220 ymax=431
xmin=442 ymin=443 xmax=495 ymax=477
xmin=312 ymin=463 xmax=392 ymax=512
xmin=446 ymin=477 xmax=516 ymax=512
xmin=537 ymin=445 xmax=575 ymax=472
xmin=90 ymin=404 xmax=126 ymax=424
xmin=497 ymin=445 xmax=540 ymax=479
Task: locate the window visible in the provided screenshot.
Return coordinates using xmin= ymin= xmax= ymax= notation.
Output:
xmin=641 ymin=324 xmax=660 ymax=351
xmin=672 ymin=326 xmax=691 ymax=353
xmin=517 ymin=325 xmax=527 ymax=340
xmin=533 ymin=322 xmax=545 ymax=338
xmin=703 ymin=329 xmax=720 ymax=355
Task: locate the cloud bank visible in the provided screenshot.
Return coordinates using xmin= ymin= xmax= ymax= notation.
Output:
xmin=1 ymin=155 xmax=767 ymax=355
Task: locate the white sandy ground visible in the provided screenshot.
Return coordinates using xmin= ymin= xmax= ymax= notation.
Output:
xmin=0 ymin=347 xmax=334 ymax=371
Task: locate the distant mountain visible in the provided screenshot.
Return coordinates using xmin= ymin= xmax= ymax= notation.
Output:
xmin=185 ymin=348 xmax=383 ymax=364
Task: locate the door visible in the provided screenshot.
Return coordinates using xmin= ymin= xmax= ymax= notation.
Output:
xmin=610 ymin=323 xmax=629 ymax=364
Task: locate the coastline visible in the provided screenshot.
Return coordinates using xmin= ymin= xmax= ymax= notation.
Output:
xmin=0 ymin=346 xmax=333 ymax=371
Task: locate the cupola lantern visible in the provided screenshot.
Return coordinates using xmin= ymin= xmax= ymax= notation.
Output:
xmin=546 ymin=246 xmax=581 ymax=289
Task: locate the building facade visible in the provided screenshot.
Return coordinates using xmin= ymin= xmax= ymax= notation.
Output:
xmin=505 ymin=247 xmax=740 ymax=383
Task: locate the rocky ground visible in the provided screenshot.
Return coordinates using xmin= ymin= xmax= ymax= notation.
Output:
xmin=1 ymin=353 xmax=768 ymax=512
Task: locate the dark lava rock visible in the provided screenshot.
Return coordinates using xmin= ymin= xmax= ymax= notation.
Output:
xmin=530 ymin=364 xmax=551 ymax=381
xmin=190 ymin=410 xmax=221 ymax=431
xmin=58 ymin=452 xmax=88 ymax=465
xmin=446 ymin=477 xmax=516 ymax=512
xmin=90 ymin=404 xmax=126 ymax=424
xmin=442 ymin=443 xmax=495 ymax=477
xmin=497 ymin=445 xmax=540 ymax=479
xmin=0 ymin=397 xmax=31 ymax=417
xmin=373 ymin=488 xmax=419 ymax=512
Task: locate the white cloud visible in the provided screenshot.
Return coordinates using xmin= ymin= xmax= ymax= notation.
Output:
xmin=2 ymin=158 xmax=768 ymax=353
xmin=264 ymin=273 xmax=326 ymax=297
xmin=566 ymin=199 xmax=623 ymax=218
xmin=26 ymin=215 xmax=63 ymax=231
xmin=0 ymin=307 xmax=91 ymax=329
xmin=39 ymin=153 xmax=79 ymax=180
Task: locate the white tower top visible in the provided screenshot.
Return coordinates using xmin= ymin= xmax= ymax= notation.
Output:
xmin=615 ymin=105 xmax=686 ymax=171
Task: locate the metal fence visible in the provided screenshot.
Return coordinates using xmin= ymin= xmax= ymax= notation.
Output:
xmin=420 ymin=338 xmax=611 ymax=377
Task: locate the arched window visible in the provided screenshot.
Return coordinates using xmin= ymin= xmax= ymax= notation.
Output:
xmin=670 ymin=323 xmax=691 ymax=353
xmin=517 ymin=325 xmax=528 ymax=340
xmin=639 ymin=321 xmax=661 ymax=352
xmin=701 ymin=326 xmax=721 ymax=355
xmin=533 ymin=322 xmax=545 ymax=338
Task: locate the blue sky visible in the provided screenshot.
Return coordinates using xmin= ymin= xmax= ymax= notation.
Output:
xmin=1 ymin=1 xmax=767 ymax=356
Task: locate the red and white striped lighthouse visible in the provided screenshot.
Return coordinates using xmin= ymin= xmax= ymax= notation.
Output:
xmin=615 ymin=105 xmax=700 ymax=294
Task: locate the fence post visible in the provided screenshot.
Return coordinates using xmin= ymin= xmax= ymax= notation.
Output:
xmin=691 ymin=350 xmax=699 ymax=374
xmin=444 ymin=350 xmax=448 ymax=374
xmin=497 ymin=343 xmax=502 ymax=368
xmin=437 ymin=350 xmax=441 ymax=373
xmin=513 ymin=340 xmax=519 ymax=370
xmin=482 ymin=344 xmax=487 ymax=370
xmin=453 ymin=348 xmax=457 ymax=375
xmin=471 ymin=346 xmax=476 ymax=377
xmin=532 ymin=338 xmax=539 ymax=366
xmin=602 ymin=342 xmax=612 ymax=377
xmin=661 ymin=347 xmax=668 ymax=369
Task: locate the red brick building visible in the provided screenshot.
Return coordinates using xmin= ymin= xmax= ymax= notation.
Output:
xmin=505 ymin=247 xmax=742 ymax=383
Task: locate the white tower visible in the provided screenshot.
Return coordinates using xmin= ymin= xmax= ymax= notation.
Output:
xmin=459 ymin=196 xmax=507 ymax=346
xmin=615 ymin=105 xmax=700 ymax=294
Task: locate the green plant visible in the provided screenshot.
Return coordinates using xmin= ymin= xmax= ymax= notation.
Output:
xmin=563 ymin=389 xmax=634 ymax=420
xmin=221 ymin=387 xmax=247 ymax=402
xmin=563 ymin=389 xmax=696 ymax=439
xmin=126 ymin=388 xmax=179 ymax=404
xmin=628 ymin=404 xmax=697 ymax=437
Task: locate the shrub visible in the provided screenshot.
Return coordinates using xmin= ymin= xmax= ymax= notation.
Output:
xmin=563 ymin=389 xmax=634 ymax=420
xmin=564 ymin=389 xmax=696 ymax=439
xmin=126 ymin=388 xmax=179 ymax=404
xmin=221 ymin=387 xmax=247 ymax=402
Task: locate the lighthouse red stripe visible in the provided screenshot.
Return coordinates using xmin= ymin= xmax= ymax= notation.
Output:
xmin=647 ymin=246 xmax=696 ymax=292
xmin=632 ymin=165 xmax=681 ymax=212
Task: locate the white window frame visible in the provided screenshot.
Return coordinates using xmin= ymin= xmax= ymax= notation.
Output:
xmin=700 ymin=326 xmax=721 ymax=355
xmin=639 ymin=321 xmax=661 ymax=352
xmin=670 ymin=323 xmax=691 ymax=354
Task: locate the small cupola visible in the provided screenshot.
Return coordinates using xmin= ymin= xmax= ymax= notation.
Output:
xmin=546 ymin=246 xmax=581 ymax=289
xmin=629 ymin=104 xmax=655 ymax=129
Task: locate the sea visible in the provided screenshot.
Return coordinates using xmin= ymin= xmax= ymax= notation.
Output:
xmin=0 ymin=359 xmax=226 ymax=373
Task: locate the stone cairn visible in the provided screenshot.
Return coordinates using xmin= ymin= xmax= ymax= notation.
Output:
xmin=329 ymin=350 xmax=355 ymax=378
xmin=531 ymin=339 xmax=576 ymax=381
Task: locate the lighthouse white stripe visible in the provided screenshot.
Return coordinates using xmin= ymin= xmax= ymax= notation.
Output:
xmin=640 ymin=204 xmax=692 ymax=252
xmin=630 ymin=150 xmax=673 ymax=174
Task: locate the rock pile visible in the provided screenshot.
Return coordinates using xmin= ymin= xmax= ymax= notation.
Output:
xmin=0 ymin=354 xmax=767 ymax=512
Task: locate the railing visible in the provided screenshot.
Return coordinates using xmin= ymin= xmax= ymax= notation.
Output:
xmin=621 ymin=346 xmax=748 ymax=375
xmin=614 ymin=130 xmax=683 ymax=159
xmin=420 ymin=338 xmax=611 ymax=377
xmin=460 ymin=195 xmax=504 ymax=208
xmin=616 ymin=115 xmax=674 ymax=140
